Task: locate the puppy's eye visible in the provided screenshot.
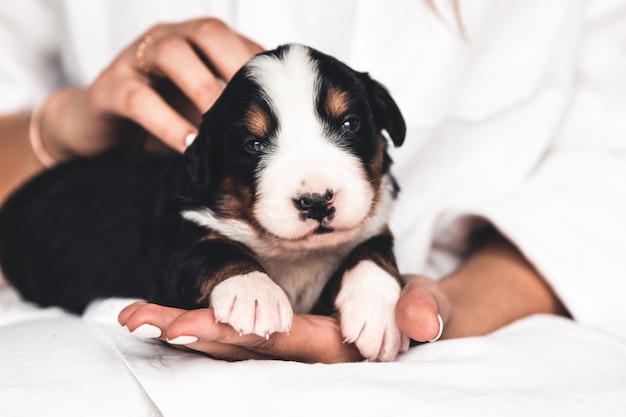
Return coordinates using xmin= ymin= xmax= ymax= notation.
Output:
xmin=340 ymin=117 xmax=361 ymax=134
xmin=243 ymin=136 xmax=268 ymax=154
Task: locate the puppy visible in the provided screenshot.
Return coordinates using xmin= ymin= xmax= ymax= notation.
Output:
xmin=0 ymin=44 xmax=408 ymax=361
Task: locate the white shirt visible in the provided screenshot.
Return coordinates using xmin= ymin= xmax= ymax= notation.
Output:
xmin=1 ymin=0 xmax=625 ymax=336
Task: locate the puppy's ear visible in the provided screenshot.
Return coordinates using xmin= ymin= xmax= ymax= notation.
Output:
xmin=362 ymin=75 xmax=406 ymax=147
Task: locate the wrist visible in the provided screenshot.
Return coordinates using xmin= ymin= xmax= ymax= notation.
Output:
xmin=31 ymin=88 xmax=87 ymax=165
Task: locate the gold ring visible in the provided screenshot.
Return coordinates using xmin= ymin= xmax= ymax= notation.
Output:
xmin=29 ymin=99 xmax=57 ymax=168
xmin=136 ymin=34 xmax=154 ymax=75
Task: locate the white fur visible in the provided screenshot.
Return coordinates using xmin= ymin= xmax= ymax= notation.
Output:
xmin=210 ymin=271 xmax=293 ymax=337
xmin=181 ymin=209 xmax=258 ymax=243
xmin=335 ymin=260 xmax=408 ymax=362
xmin=247 ymin=44 xmax=375 ymax=243
xmin=262 ymin=247 xmax=348 ymax=314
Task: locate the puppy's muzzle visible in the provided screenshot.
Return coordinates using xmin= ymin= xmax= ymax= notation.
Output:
xmin=294 ymin=190 xmax=335 ymax=222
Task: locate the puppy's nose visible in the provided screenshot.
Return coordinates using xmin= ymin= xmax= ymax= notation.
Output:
xmin=294 ymin=190 xmax=335 ymax=222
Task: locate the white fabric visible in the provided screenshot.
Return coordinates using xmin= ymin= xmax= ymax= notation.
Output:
xmin=0 ymin=288 xmax=161 ymax=417
xmin=2 ymin=288 xmax=626 ymax=416
xmin=1 ymin=0 xmax=626 ymax=415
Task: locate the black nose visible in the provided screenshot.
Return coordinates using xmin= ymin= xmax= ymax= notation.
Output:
xmin=294 ymin=190 xmax=335 ymax=222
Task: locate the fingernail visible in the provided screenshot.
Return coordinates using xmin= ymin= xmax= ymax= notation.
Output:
xmin=167 ymin=335 xmax=199 ymax=345
xmin=427 ymin=314 xmax=444 ymax=343
xmin=184 ymin=132 xmax=197 ymax=147
xmin=130 ymin=324 xmax=162 ymax=338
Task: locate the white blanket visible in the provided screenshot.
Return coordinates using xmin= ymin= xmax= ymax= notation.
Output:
xmin=2 ymin=286 xmax=625 ymax=417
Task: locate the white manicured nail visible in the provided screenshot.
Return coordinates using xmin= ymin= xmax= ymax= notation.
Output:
xmin=184 ymin=132 xmax=197 ymax=147
xmin=130 ymin=324 xmax=162 ymax=338
xmin=167 ymin=335 xmax=199 ymax=345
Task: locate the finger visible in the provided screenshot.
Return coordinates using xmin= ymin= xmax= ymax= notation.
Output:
xmin=119 ymin=302 xmax=256 ymax=348
xmin=396 ymin=275 xmax=447 ymax=342
xmin=119 ymin=301 xmax=185 ymax=334
xmin=120 ymin=303 xmax=271 ymax=360
xmin=118 ymin=300 xmax=149 ymax=326
xmin=143 ymin=34 xmax=224 ymax=112
xmin=165 ymin=308 xmax=294 ymax=358
xmin=277 ymin=315 xmax=363 ymax=363
xmin=164 ymin=309 xmax=273 ymax=360
xmin=167 ymin=312 xmax=361 ymax=363
xmin=120 ymin=302 xmax=361 ymax=363
xmin=110 ymin=79 xmax=197 ymax=153
xmin=182 ymin=18 xmax=264 ymax=81
xmin=164 ymin=307 xmax=269 ymax=344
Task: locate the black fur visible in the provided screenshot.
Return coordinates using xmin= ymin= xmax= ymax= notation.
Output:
xmin=0 ymin=44 xmax=406 ymax=316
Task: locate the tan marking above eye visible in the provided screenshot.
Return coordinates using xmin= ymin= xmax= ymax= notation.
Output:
xmin=245 ymin=103 xmax=271 ymax=138
xmin=326 ymin=87 xmax=350 ymax=119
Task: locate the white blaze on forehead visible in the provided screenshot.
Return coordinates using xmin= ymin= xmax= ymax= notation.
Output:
xmin=247 ymin=45 xmax=375 ymax=242
xmin=246 ymin=44 xmax=319 ymax=146
xmin=246 ymin=45 xmax=331 ymax=169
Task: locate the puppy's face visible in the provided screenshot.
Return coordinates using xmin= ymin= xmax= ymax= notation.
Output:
xmin=184 ymin=44 xmax=405 ymax=251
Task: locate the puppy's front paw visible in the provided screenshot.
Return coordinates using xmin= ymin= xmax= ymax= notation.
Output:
xmin=210 ymin=271 xmax=293 ymax=337
xmin=335 ymin=261 xmax=408 ymax=362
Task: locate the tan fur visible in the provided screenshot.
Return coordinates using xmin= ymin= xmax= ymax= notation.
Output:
xmin=326 ymin=87 xmax=350 ymax=119
xmin=364 ymin=136 xmax=387 ymax=218
xmin=217 ymin=178 xmax=254 ymax=221
xmin=245 ymin=104 xmax=271 ymax=139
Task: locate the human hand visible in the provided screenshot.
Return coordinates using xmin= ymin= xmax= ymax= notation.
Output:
xmin=118 ymin=301 xmax=363 ymax=364
xmin=39 ymin=18 xmax=263 ymax=161
xmin=395 ymin=274 xmax=448 ymax=342
xmin=396 ymin=233 xmax=569 ymax=342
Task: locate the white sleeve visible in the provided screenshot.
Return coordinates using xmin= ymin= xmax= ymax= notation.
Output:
xmin=0 ymin=0 xmax=64 ymax=113
xmin=448 ymin=150 xmax=626 ymax=334
xmin=436 ymin=0 xmax=626 ymax=335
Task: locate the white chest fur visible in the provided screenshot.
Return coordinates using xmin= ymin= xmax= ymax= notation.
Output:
xmin=259 ymin=246 xmax=350 ymax=314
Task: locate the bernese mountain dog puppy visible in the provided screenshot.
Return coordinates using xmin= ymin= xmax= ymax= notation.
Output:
xmin=0 ymin=44 xmax=408 ymax=361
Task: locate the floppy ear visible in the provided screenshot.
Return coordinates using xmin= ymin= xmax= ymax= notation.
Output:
xmin=362 ymin=74 xmax=406 ymax=147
